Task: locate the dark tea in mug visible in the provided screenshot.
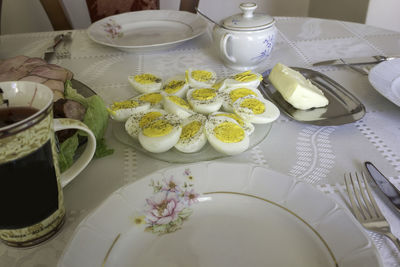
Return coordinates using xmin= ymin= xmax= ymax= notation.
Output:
xmin=0 ymin=107 xmax=62 ymax=230
xmin=0 ymin=84 xmax=65 ymax=247
xmin=0 ymin=81 xmax=96 ymax=247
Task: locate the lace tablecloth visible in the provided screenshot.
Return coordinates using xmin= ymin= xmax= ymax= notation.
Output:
xmin=1 ymin=17 xmax=399 ymax=267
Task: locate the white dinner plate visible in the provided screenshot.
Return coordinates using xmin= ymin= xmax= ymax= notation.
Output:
xmin=58 ymin=162 xmax=382 ymax=267
xmin=87 ymin=10 xmax=208 ymax=52
xmin=368 ymin=58 xmax=400 ymax=107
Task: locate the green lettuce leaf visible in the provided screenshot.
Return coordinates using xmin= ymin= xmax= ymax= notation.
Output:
xmin=64 ymin=80 xmax=88 ymax=108
xmin=59 ymin=80 xmax=114 ymax=172
xmin=81 ymin=95 xmax=109 ymax=140
xmin=95 ymin=138 xmax=114 ymax=158
xmin=58 ymin=133 xmax=79 ymax=173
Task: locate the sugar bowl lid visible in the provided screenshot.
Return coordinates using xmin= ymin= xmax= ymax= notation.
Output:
xmin=222 ymin=2 xmax=275 ymax=31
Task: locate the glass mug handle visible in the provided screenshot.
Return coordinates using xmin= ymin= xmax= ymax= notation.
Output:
xmin=53 ymin=118 xmax=96 ymax=187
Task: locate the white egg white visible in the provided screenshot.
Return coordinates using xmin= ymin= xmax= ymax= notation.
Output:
xmin=162 ymin=94 xmax=194 ymax=119
xmin=186 ymin=68 xmax=217 ymax=88
xmin=186 ymin=88 xmax=223 ymax=115
xmin=209 ymin=111 xmax=255 ymax=136
xmin=204 ymin=116 xmax=249 ymax=155
xmin=108 ymin=99 xmax=151 ymax=122
xmin=125 ymin=108 xmax=167 ymax=139
xmin=233 ymin=96 xmax=280 ymax=124
xmin=128 ymin=73 xmax=162 ymax=94
xmin=132 ymin=92 xmax=163 ymax=109
xmin=223 ymin=70 xmax=263 ymax=89
xmin=221 ymin=87 xmax=263 ymax=113
xmin=138 ymin=114 xmax=182 ymax=153
xmin=174 ymin=114 xmax=207 ymax=153
xmin=162 ymin=75 xmax=189 ymax=98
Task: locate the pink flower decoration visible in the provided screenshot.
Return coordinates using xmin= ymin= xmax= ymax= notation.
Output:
xmin=184 ymin=189 xmax=199 ymax=206
xmin=162 ymin=176 xmax=181 ymax=193
xmin=145 ymin=191 xmax=185 ymax=225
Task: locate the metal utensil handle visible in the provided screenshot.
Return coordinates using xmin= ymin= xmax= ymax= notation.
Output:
xmin=50 ymin=34 xmax=65 ymax=50
xmin=195 ymin=7 xmax=226 ymax=29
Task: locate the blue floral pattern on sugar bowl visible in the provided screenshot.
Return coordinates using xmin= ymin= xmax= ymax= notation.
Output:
xmin=212 ymin=2 xmax=276 ymax=71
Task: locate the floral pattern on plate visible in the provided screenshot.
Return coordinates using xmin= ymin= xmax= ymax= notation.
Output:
xmin=103 ymin=19 xmax=123 ymax=39
xmin=133 ymin=168 xmax=199 ymax=235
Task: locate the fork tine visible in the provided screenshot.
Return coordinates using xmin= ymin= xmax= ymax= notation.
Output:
xmin=354 ymin=172 xmax=375 ymax=219
xmin=345 ymin=172 xmax=400 ymax=251
xmin=345 ymin=174 xmax=364 ymax=221
xmin=350 ymin=173 xmax=371 ymax=220
xmin=361 ymin=172 xmax=384 ymax=218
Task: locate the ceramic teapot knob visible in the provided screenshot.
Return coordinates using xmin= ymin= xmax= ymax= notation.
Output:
xmin=240 ymin=2 xmax=257 ymax=18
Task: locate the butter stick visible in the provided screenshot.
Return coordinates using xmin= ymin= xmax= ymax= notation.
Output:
xmin=268 ymin=63 xmax=329 ymax=110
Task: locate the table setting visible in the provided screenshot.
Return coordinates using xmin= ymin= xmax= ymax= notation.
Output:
xmin=1 ymin=2 xmax=400 ymax=266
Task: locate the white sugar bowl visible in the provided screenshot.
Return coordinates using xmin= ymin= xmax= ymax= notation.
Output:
xmin=212 ymin=2 xmax=276 ymax=71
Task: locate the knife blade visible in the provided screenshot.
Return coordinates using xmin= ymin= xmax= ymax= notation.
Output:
xmin=312 ymin=55 xmax=399 ymax=67
xmin=365 ymin=161 xmax=400 ymax=213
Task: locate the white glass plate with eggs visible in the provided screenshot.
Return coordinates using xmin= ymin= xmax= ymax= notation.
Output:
xmin=368 ymin=58 xmax=400 ymax=107
xmin=111 ymin=119 xmax=272 ymax=163
xmin=58 ymin=162 xmax=382 ymax=267
xmin=87 ymin=10 xmax=208 ymax=52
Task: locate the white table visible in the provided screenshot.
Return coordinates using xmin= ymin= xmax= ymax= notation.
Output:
xmin=0 ymin=16 xmax=399 ymax=266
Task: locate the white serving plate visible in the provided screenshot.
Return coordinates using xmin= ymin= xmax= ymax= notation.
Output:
xmin=87 ymin=10 xmax=208 ymax=52
xmin=368 ymin=58 xmax=400 ymax=107
xmin=58 ymin=162 xmax=382 ymax=267
xmin=111 ymin=119 xmax=272 ymax=163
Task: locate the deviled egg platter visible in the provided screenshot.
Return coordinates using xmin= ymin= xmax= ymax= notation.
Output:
xmin=109 ymin=69 xmax=280 ymax=156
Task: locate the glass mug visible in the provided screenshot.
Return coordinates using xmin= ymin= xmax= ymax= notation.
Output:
xmin=0 ymin=81 xmax=96 ymax=247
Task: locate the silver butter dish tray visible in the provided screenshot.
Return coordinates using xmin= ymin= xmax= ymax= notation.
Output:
xmin=259 ymin=67 xmax=365 ymax=126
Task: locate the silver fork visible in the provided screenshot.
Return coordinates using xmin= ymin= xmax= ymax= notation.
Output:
xmin=56 ymin=32 xmax=72 ymax=59
xmin=345 ymin=172 xmax=400 ymax=250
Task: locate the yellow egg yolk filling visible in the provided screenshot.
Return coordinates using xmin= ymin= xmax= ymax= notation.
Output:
xmin=192 ymin=88 xmax=216 ymax=101
xmin=240 ymin=98 xmax=265 ymax=114
xmin=234 ymin=71 xmax=261 ymax=82
xmin=164 ymin=80 xmax=186 ymax=94
xmin=142 ymin=119 xmax=173 ymax=137
xmin=168 ymin=95 xmax=191 ymax=109
xmin=180 ymin=121 xmax=202 ymax=140
xmin=191 ymin=70 xmax=213 ymax=82
xmin=230 ymin=88 xmax=257 ymax=103
xmin=134 ymin=74 xmax=161 ymax=84
xmin=213 ymin=122 xmax=244 ymax=143
xmin=139 ymin=112 xmax=163 ymax=128
xmin=110 ymin=100 xmax=139 ymax=111
xmin=139 ymin=93 xmax=162 ymax=104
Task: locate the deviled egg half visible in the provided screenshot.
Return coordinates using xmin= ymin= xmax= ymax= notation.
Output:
xmin=162 ymin=75 xmax=189 ymax=98
xmin=186 ymin=88 xmax=222 ymax=114
xmin=132 ymin=92 xmax=163 ymax=109
xmin=233 ymin=96 xmax=280 ymax=124
xmin=221 ymin=87 xmax=263 ymax=113
xmin=162 ymin=94 xmax=194 ymax=119
xmin=186 ymin=68 xmax=217 ymax=88
xmin=209 ymin=111 xmax=255 ymax=136
xmin=108 ymin=98 xmax=150 ymax=122
xmin=125 ymin=109 xmax=167 ymax=139
xmin=138 ymin=113 xmax=182 ymax=153
xmin=174 ymin=114 xmax=207 ymax=153
xmin=205 ymin=116 xmax=249 ymax=155
xmin=128 ymin=73 xmax=162 ymax=94
xmin=223 ymin=70 xmax=263 ymax=89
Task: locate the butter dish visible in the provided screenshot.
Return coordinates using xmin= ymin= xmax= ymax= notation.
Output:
xmin=259 ymin=67 xmax=365 ymax=125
